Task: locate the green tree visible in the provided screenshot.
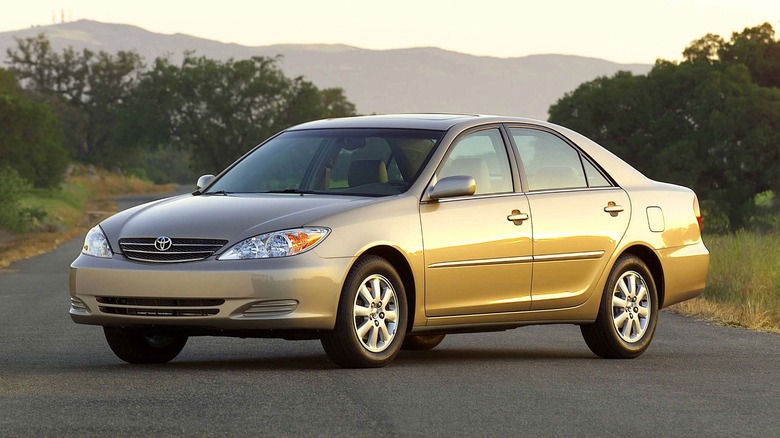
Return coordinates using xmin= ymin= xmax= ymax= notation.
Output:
xmin=122 ymin=54 xmax=356 ymax=174
xmin=549 ymin=23 xmax=780 ymax=231
xmin=6 ymin=35 xmax=357 ymax=179
xmin=0 ymin=68 xmax=67 ymax=188
xmin=6 ymin=34 xmax=143 ymax=164
xmin=718 ymin=23 xmax=780 ymax=88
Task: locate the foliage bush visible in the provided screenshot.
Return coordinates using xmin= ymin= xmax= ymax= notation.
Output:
xmin=0 ymin=167 xmax=33 ymax=232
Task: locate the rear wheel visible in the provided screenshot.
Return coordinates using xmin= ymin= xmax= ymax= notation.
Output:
xmin=581 ymin=254 xmax=658 ymax=359
xmin=104 ymin=328 xmax=187 ymax=364
xmin=321 ymin=256 xmax=407 ymax=368
xmin=401 ymin=334 xmax=446 ymax=351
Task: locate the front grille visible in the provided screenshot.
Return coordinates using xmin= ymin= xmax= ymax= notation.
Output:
xmin=99 ymin=307 xmax=219 ymax=317
xmin=119 ymin=238 xmax=228 ymax=263
xmin=97 ymin=296 xmax=224 ymax=318
xmin=97 ymin=297 xmax=225 ymax=307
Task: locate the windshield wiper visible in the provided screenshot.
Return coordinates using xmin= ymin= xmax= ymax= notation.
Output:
xmin=261 ymin=189 xmax=318 ymax=195
xmin=202 ymin=190 xmax=232 ymax=196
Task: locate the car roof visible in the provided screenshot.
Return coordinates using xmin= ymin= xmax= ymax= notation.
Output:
xmin=287 ymin=113 xmax=547 ymax=131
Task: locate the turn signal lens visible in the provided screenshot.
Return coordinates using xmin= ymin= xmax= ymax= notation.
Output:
xmin=219 ymin=227 xmax=330 ymax=260
xmin=693 ymin=195 xmax=702 ymax=232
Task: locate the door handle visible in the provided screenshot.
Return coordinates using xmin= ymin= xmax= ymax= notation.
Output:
xmin=604 ymin=202 xmax=624 ymax=216
xmin=507 ymin=210 xmax=529 ymax=223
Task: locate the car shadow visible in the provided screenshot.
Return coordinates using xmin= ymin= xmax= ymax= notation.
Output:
xmin=396 ymin=347 xmax=596 ymax=365
xmin=80 ymin=346 xmax=596 ymax=372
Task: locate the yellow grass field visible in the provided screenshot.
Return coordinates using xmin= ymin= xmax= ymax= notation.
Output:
xmin=670 ymin=232 xmax=780 ymax=333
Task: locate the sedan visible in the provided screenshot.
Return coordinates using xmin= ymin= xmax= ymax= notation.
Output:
xmin=70 ymin=114 xmax=709 ymax=368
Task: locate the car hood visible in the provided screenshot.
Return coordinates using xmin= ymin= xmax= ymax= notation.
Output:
xmin=100 ymin=193 xmax=377 ymax=251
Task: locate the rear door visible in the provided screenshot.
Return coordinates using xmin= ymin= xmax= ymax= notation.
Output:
xmin=507 ymin=126 xmax=630 ymax=310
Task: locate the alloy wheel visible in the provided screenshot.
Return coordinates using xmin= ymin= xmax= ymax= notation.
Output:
xmin=352 ymin=274 xmax=398 ymax=352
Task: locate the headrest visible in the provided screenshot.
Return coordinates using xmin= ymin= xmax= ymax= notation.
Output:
xmin=348 ymin=159 xmax=388 ymax=187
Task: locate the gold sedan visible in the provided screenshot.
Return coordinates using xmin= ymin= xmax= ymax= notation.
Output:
xmin=70 ymin=114 xmax=709 ymax=367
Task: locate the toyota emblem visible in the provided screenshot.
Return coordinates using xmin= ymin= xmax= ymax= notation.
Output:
xmin=154 ymin=236 xmax=173 ymax=252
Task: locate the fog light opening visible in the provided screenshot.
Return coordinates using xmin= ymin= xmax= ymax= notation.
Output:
xmin=70 ymin=297 xmax=91 ymax=314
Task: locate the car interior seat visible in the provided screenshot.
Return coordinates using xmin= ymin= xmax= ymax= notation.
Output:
xmin=348 ymin=159 xmax=388 ymax=187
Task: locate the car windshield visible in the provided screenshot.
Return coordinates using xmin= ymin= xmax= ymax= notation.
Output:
xmin=206 ymin=128 xmax=443 ymax=196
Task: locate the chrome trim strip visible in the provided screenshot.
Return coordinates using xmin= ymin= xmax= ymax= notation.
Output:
xmin=428 ymin=256 xmax=533 ymax=269
xmin=428 ymin=251 xmax=604 ymax=269
xmin=123 ymin=256 xmax=210 ymax=263
xmin=124 ymin=249 xmax=213 ymax=255
xmin=422 ymin=191 xmax=522 ymax=204
xmin=526 ymin=186 xmax=621 ymax=195
xmin=122 ymin=243 xmax=224 ymax=248
xmin=533 ymin=251 xmax=605 ymax=262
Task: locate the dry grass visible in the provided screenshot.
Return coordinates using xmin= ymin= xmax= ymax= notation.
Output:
xmin=0 ymin=168 xmax=173 ymax=269
xmin=668 ymin=297 xmax=780 ymax=334
xmin=668 ymin=231 xmax=780 ymax=334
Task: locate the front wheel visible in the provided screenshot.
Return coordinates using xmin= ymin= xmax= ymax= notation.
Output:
xmin=104 ymin=328 xmax=187 ymax=364
xmin=580 ymin=255 xmax=658 ymax=359
xmin=321 ymin=256 xmax=408 ymax=368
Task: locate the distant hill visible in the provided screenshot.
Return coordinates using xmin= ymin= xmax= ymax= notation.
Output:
xmin=0 ymin=20 xmax=652 ymax=120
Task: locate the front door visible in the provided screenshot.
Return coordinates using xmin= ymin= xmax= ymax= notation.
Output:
xmin=421 ymin=127 xmax=533 ymax=316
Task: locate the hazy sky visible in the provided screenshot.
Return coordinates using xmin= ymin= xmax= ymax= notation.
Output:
xmin=3 ymin=0 xmax=780 ymax=63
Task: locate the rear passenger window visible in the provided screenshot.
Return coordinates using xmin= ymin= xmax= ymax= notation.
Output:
xmin=582 ymin=158 xmax=612 ymax=188
xmin=511 ymin=128 xmax=601 ymax=191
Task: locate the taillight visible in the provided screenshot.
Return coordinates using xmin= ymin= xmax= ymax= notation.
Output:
xmin=693 ymin=195 xmax=702 ymax=231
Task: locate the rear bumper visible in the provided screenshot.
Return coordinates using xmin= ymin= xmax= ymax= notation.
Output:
xmin=657 ymin=241 xmax=709 ymax=308
xmin=69 ymin=252 xmax=351 ymax=331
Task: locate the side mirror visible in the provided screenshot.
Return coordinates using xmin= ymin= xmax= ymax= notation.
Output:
xmin=429 ymin=175 xmax=476 ymax=200
xmin=196 ymin=174 xmax=215 ymax=191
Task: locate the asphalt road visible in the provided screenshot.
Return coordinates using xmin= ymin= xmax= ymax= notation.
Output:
xmin=1 ymin=193 xmax=778 ymax=436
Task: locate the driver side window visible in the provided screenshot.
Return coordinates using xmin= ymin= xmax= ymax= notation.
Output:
xmin=439 ymin=128 xmax=513 ymax=195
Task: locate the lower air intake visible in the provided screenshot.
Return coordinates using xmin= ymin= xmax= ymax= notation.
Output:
xmin=242 ymin=300 xmax=299 ymax=317
xmin=96 ymin=296 xmax=224 ymax=317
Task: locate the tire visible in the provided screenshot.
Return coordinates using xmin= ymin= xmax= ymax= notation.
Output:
xmin=580 ymin=254 xmax=658 ymax=359
xmin=321 ymin=256 xmax=408 ymax=368
xmin=401 ymin=334 xmax=446 ymax=351
xmin=104 ymin=327 xmax=187 ymax=364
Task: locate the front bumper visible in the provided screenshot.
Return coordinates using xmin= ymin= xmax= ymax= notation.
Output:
xmin=69 ymin=252 xmax=351 ymax=331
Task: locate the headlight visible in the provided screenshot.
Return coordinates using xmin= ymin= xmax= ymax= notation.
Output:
xmin=82 ymin=225 xmax=113 ymax=258
xmin=218 ymin=227 xmax=330 ymax=260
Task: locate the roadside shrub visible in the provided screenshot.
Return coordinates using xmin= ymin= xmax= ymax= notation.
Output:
xmin=0 ymin=167 xmax=32 ymax=232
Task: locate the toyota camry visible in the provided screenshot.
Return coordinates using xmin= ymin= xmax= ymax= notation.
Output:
xmin=70 ymin=114 xmax=709 ymax=368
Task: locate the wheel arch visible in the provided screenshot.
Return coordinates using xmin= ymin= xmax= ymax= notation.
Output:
xmin=359 ymin=245 xmax=417 ymax=333
xmin=618 ymin=244 xmax=666 ymax=307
